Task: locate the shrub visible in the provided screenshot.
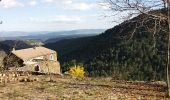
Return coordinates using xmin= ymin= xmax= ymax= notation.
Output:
xmin=69 ymin=65 xmax=85 ymax=78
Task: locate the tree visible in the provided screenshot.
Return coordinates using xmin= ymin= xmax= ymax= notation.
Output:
xmin=69 ymin=64 xmax=85 ymax=78
xmin=105 ymin=0 xmax=170 ymax=97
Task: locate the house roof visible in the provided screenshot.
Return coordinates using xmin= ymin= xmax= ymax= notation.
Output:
xmin=12 ymin=47 xmax=56 ymax=60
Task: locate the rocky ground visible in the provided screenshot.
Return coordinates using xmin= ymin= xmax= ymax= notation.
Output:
xmin=0 ymin=75 xmax=168 ymax=100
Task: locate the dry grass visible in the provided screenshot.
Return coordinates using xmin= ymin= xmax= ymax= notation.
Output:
xmin=0 ymin=75 xmax=168 ymax=100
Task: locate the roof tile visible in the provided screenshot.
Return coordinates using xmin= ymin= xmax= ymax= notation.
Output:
xmin=12 ymin=47 xmax=56 ymax=60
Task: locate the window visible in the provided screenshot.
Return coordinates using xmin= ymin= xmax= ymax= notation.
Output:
xmin=50 ymin=54 xmax=54 ymax=60
xmin=34 ymin=65 xmax=39 ymax=72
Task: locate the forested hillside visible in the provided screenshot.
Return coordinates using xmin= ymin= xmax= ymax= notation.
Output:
xmin=45 ymin=9 xmax=168 ymax=81
xmin=0 ymin=40 xmax=33 ymax=51
xmin=0 ymin=43 xmax=10 ymax=53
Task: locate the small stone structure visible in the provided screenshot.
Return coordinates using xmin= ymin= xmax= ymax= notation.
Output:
xmin=8 ymin=46 xmax=61 ymax=74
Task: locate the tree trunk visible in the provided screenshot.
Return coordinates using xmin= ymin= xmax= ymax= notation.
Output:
xmin=167 ymin=0 xmax=170 ymax=97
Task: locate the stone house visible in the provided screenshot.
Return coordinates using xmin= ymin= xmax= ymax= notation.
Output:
xmin=7 ymin=46 xmax=60 ymax=74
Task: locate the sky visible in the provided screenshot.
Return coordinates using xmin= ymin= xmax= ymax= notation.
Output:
xmin=0 ymin=0 xmax=116 ymax=32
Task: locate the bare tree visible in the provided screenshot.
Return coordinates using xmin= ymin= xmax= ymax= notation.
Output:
xmin=104 ymin=0 xmax=170 ymax=97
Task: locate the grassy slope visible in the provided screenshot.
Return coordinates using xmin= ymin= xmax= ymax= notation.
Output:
xmin=0 ymin=75 xmax=168 ymax=100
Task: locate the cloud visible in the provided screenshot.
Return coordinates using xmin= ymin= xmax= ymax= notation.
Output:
xmin=63 ymin=0 xmax=72 ymax=4
xmin=0 ymin=0 xmax=24 ymax=8
xmin=54 ymin=15 xmax=82 ymax=23
xmin=64 ymin=2 xmax=95 ymax=11
xmin=29 ymin=15 xmax=83 ymax=24
xmin=44 ymin=0 xmax=54 ymax=3
xmin=29 ymin=1 xmax=37 ymax=6
xmin=43 ymin=0 xmax=95 ymax=11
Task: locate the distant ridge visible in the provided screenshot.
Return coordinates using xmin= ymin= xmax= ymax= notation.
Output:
xmin=0 ymin=29 xmax=105 ymax=41
xmin=0 ymin=40 xmax=33 ymax=51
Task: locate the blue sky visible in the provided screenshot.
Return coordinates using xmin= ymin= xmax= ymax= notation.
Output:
xmin=0 ymin=0 xmax=115 ymax=32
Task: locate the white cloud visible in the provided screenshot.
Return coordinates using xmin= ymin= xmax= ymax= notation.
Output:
xmin=54 ymin=15 xmax=82 ymax=22
xmin=29 ymin=1 xmax=37 ymax=6
xmin=44 ymin=0 xmax=54 ymax=3
xmin=29 ymin=15 xmax=82 ymax=24
xmin=28 ymin=18 xmax=41 ymax=22
xmin=0 ymin=0 xmax=24 ymax=8
xmin=64 ymin=2 xmax=95 ymax=11
xmin=63 ymin=0 xmax=72 ymax=4
xmin=43 ymin=0 xmax=95 ymax=11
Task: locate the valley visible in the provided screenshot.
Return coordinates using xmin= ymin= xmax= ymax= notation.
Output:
xmin=0 ymin=10 xmax=169 ymax=82
xmin=1 ymin=0 xmax=170 ymax=99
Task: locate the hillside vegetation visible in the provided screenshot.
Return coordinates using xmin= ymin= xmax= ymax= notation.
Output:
xmin=45 ymin=9 xmax=168 ymax=81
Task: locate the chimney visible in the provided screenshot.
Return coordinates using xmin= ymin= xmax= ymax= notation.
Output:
xmin=12 ymin=47 xmax=15 ymax=51
xmin=33 ymin=46 xmax=36 ymax=49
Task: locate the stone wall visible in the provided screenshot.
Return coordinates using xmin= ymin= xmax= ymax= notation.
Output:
xmin=17 ymin=61 xmax=61 ymax=75
xmin=38 ymin=61 xmax=60 ymax=74
xmin=44 ymin=53 xmax=57 ymax=61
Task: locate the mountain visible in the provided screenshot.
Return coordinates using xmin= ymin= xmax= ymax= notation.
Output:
xmin=0 ymin=40 xmax=33 ymax=51
xmin=45 ymin=33 xmax=97 ymax=43
xmin=0 ymin=29 xmax=105 ymax=41
xmin=0 ymin=31 xmax=47 ymax=38
xmin=0 ymin=43 xmax=10 ymax=54
xmin=45 ymin=9 xmax=167 ymax=81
